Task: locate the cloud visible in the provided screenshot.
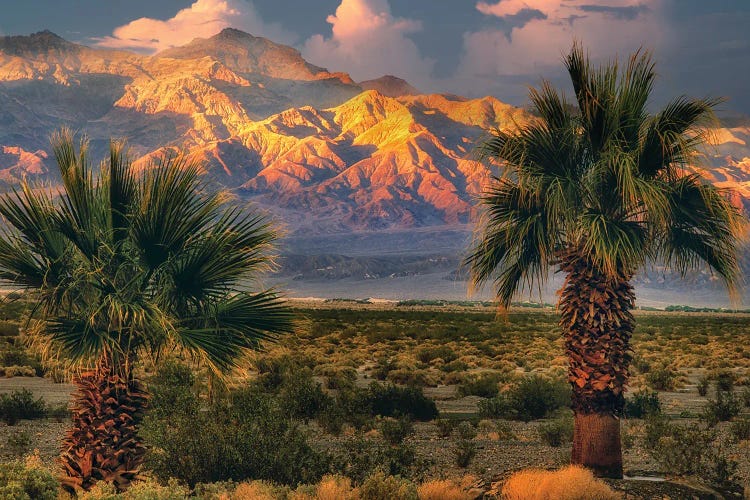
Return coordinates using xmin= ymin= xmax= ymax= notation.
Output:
xmin=302 ymin=0 xmax=434 ymax=89
xmin=94 ymin=0 xmax=294 ymax=53
xmin=450 ymin=0 xmax=666 ymax=101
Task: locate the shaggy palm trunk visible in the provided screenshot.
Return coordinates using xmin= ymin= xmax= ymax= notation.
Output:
xmin=59 ymin=354 xmax=148 ymax=492
xmin=558 ymin=251 xmax=635 ymax=478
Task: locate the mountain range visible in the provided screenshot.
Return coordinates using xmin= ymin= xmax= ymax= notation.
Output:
xmin=0 ymin=29 xmax=749 ymax=304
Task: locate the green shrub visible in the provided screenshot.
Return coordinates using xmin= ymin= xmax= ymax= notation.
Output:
xmin=435 ymin=418 xmax=455 ymax=438
xmin=644 ymin=415 xmax=738 ymax=487
xmin=0 ymin=459 xmax=58 ymax=500
xmin=457 ymin=372 xmax=503 ymax=398
xmin=7 ymin=430 xmax=31 ymax=456
xmin=624 ymin=390 xmax=661 ymax=418
xmin=142 ymin=363 xmax=329 ymax=488
xmin=538 ymin=415 xmax=574 ymax=447
xmin=360 ymin=472 xmax=418 ymax=500
xmin=416 ymin=346 xmax=457 ymax=364
xmin=452 ymin=421 xmax=477 ymax=468
xmin=380 ymin=417 xmax=413 ymax=445
xmin=741 ymin=386 xmax=750 ymax=408
xmin=478 ymin=375 xmax=569 ymax=421
xmin=366 ymin=382 xmax=438 ymax=421
xmin=0 ymin=389 xmax=47 ymax=425
xmin=703 ymin=390 xmax=741 ymax=425
xmin=331 ymin=437 xmax=416 ymax=484
xmin=277 ymin=370 xmax=331 ymax=422
xmin=731 ymin=417 xmax=750 ymax=442
xmin=645 ymin=365 xmax=677 ymax=391
xmin=697 ymin=376 xmax=710 ymax=397
xmin=47 ymin=403 xmax=70 ymax=423
xmin=455 ymin=421 xmax=477 ymax=441
xmin=715 ymin=370 xmax=735 ymax=393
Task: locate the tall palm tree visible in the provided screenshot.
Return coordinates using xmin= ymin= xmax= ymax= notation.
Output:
xmin=466 ymin=44 xmax=744 ymax=477
xmin=0 ymin=130 xmax=294 ymax=491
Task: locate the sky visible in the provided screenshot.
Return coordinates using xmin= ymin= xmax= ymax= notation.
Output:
xmin=1 ymin=0 xmax=749 ymax=115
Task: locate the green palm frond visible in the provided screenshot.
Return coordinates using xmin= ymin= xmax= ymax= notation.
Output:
xmin=0 ymin=130 xmax=292 ymax=371
xmin=174 ymin=291 xmax=294 ymax=374
xmin=468 ymin=43 xmax=743 ymax=306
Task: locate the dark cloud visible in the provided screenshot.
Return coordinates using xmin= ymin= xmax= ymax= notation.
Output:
xmin=577 ymin=4 xmax=649 ymax=21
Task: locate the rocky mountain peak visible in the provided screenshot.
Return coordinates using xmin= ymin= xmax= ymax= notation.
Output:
xmin=0 ymin=30 xmax=78 ymax=56
xmin=359 ymin=75 xmax=420 ymax=97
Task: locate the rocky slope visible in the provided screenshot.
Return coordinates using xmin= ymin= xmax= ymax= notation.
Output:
xmin=0 ymin=29 xmax=749 ymax=236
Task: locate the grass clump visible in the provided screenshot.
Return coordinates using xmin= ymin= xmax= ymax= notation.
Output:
xmin=501 ymin=465 xmax=620 ymax=500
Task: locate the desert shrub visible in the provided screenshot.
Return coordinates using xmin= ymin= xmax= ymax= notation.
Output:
xmin=317 ymin=366 xmax=357 ymax=390
xmin=380 ymin=417 xmax=414 ymax=445
xmin=538 ymin=415 xmax=574 ymax=447
xmin=78 ymin=478 xmax=191 ymax=499
xmin=289 ymin=475 xmax=359 ymax=500
xmin=373 ymin=357 xmax=397 ymax=381
xmin=624 ymin=390 xmax=661 ymax=418
xmin=142 ymin=364 xmax=329 ymax=488
xmin=715 ymin=370 xmax=735 ymax=392
xmin=703 ymin=390 xmax=741 ymax=425
xmin=0 ymin=457 xmax=58 ymax=500
xmin=193 ymin=480 xmax=291 ymax=500
xmin=367 ymin=383 xmax=438 ymax=421
xmin=317 ymin=402 xmax=346 ymax=435
xmin=644 ymin=415 xmax=738 ymax=486
xmin=730 ymin=417 xmax=750 ymax=441
xmin=0 ymin=365 xmax=37 ymax=377
xmin=645 ymin=365 xmax=677 ymax=391
xmin=0 ymin=388 xmax=47 ymax=425
xmin=435 ymin=418 xmax=455 ymax=438
xmin=416 ymin=346 xmax=457 ymax=364
xmin=331 ymin=436 xmax=417 ymax=484
xmin=478 ymin=375 xmax=569 ymax=421
xmin=501 ymin=465 xmax=620 ymax=500
xmin=255 ymin=353 xmax=315 ymax=391
xmin=457 ymin=372 xmax=503 ymax=398
xmin=278 ymin=370 xmax=332 ymax=422
xmin=697 ymin=376 xmax=710 ymax=397
xmin=47 ymin=402 xmax=71 ymax=422
xmin=631 ymin=355 xmax=650 ymax=374
xmin=360 ymin=472 xmax=417 ymax=500
xmin=741 ymin=386 xmax=750 ymax=407
xmin=386 ymin=369 xmax=435 ymax=387
xmin=417 ymin=479 xmax=475 ymax=500
xmin=7 ymin=430 xmax=31 ymax=456
xmin=440 ymin=360 xmax=469 ymax=373
xmin=453 ymin=422 xmax=477 ymax=468
xmin=455 ymin=421 xmax=477 ymax=441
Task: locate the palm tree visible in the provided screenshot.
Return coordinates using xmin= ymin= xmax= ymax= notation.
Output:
xmin=0 ymin=129 xmax=294 ymax=491
xmin=466 ymin=44 xmax=744 ymax=477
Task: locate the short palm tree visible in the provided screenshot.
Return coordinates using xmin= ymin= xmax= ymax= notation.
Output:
xmin=0 ymin=130 xmax=293 ymax=491
xmin=466 ymin=44 xmax=744 ymax=477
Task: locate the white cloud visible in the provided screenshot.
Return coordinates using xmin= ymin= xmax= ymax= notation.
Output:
xmin=451 ymin=1 xmax=667 ymax=100
xmin=94 ymin=0 xmax=294 ymax=53
xmin=302 ymin=0 xmax=434 ymax=89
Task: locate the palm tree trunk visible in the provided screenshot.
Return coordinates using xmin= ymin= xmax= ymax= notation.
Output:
xmin=558 ymin=250 xmax=635 ymax=478
xmin=59 ymin=353 xmax=148 ymax=493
